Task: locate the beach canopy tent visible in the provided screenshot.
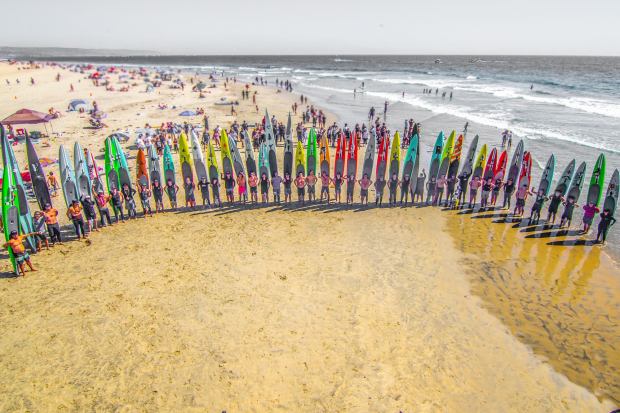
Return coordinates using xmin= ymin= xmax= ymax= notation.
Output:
xmin=1 ymin=108 xmax=53 ymax=125
xmin=1 ymin=108 xmax=54 ymax=135
xmin=68 ymin=99 xmax=89 ymax=112
xmin=179 ymin=110 xmax=197 ymax=116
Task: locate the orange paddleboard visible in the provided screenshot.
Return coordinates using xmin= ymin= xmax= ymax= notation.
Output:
xmin=136 ymin=148 xmax=149 ymax=187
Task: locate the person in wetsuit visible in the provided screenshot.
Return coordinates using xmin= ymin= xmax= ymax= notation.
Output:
xmin=596 ymin=209 xmax=616 ymax=244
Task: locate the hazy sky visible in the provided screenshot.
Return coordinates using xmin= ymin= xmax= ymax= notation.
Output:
xmin=2 ymin=0 xmax=619 ymax=55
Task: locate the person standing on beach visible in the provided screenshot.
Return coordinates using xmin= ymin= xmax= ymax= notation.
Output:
xmin=152 ymin=180 xmax=165 ymax=212
xmin=334 ymin=172 xmax=343 ymax=204
xmin=374 ymin=176 xmax=386 ymax=206
xmin=110 ymin=187 xmax=125 ymax=221
xmin=138 ymin=183 xmax=153 ymax=217
xmin=491 ymin=178 xmax=503 ymax=206
xmin=513 ymin=184 xmax=529 ymax=216
xmin=165 ymin=179 xmax=179 ymax=210
xmin=415 ymin=170 xmax=426 ymax=203
xmin=426 ymin=177 xmax=437 ymax=204
xmin=260 ymin=172 xmax=270 ymax=205
xmin=211 ymin=177 xmax=223 ymax=207
xmin=306 ymin=171 xmax=317 ymax=202
xmin=272 ymin=172 xmax=283 ymax=204
xmin=295 ymin=172 xmax=306 ymax=205
xmin=345 ymin=174 xmax=355 ymax=204
xmin=595 ymin=209 xmax=616 ymax=244
xmin=528 ymin=188 xmax=547 ymax=224
xmin=359 ymin=174 xmax=372 ymax=206
xmin=546 ymin=190 xmax=563 ymax=225
xmin=388 ymin=173 xmax=399 ymax=206
xmin=480 ymin=178 xmax=493 ymax=209
xmin=383 ymin=101 xmax=389 ymax=121
xmin=319 ymin=171 xmax=332 ymax=203
xmin=582 ymin=202 xmax=600 ymax=233
xmin=223 ymin=171 xmax=236 ymax=205
xmin=122 ymin=183 xmax=137 ymax=219
xmin=400 ymin=174 xmax=411 ymax=205
xmin=237 ymin=172 xmax=247 ymax=204
xmin=48 ymin=172 xmax=59 ymax=197
xmin=468 ymin=176 xmax=481 ymax=208
xmin=43 ymin=203 xmax=62 ymax=244
xmin=67 ymin=200 xmax=87 ymax=240
xmin=283 ymin=172 xmax=293 ymax=204
xmin=248 ymin=172 xmax=259 ymax=204
xmin=560 ymin=195 xmax=578 ymax=228
xmin=3 ymin=231 xmax=38 ymax=276
xmin=502 ymin=178 xmax=515 ymax=209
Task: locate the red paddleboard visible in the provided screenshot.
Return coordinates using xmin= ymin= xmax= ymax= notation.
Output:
xmin=494 ymin=150 xmax=508 ymax=181
xmin=483 ymin=147 xmax=497 ymax=181
xmin=451 ymin=134 xmax=463 ymax=162
xmin=334 ymin=132 xmax=346 ymax=177
xmin=518 ymin=151 xmax=532 ymax=190
xmin=346 ymin=132 xmax=358 ymax=179
xmin=376 ymin=135 xmax=390 ymax=179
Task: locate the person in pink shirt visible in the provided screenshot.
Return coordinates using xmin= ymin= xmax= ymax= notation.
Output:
xmin=582 ymin=202 xmax=600 ymax=233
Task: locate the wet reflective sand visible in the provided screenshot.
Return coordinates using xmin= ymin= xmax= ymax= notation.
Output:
xmin=445 ymin=206 xmax=620 ymax=405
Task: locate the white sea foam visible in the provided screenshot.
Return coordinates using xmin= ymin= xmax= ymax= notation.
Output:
xmin=366 ymin=91 xmax=620 ymax=154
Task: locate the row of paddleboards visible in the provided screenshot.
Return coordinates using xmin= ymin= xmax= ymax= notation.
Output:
xmin=424 ymin=130 xmax=617 ymax=216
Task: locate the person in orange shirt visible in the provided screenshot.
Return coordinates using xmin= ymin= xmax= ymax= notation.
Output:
xmin=66 ymin=200 xmax=87 ymax=240
xmin=3 ymin=231 xmax=37 ymax=276
xmin=43 ymin=203 xmax=62 ymax=244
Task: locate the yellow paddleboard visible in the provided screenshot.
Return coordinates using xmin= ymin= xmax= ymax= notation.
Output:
xmin=295 ymin=140 xmax=305 ymax=176
xmin=206 ymin=141 xmax=219 ymax=182
xmin=220 ymin=129 xmax=234 ymax=176
xmin=473 ymin=143 xmax=488 ymax=179
xmin=178 ymin=131 xmax=194 ymax=183
xmin=319 ymin=134 xmax=330 ymax=177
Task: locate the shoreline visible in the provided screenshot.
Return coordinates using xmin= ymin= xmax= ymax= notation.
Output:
xmin=0 ymin=60 xmax=618 ymax=410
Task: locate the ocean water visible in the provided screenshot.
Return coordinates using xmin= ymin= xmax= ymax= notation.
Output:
xmin=41 ymin=54 xmax=620 ymax=250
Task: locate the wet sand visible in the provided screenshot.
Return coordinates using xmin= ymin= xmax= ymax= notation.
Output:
xmin=445 ymin=207 xmax=620 ymax=405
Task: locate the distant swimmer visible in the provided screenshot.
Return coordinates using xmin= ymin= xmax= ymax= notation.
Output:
xmin=449 ymin=92 xmax=453 ymax=100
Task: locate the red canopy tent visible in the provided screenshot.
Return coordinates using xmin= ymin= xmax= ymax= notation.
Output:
xmin=1 ymin=108 xmax=54 ymax=134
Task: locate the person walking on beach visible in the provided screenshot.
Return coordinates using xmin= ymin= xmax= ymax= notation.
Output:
xmin=595 ymin=209 xmax=616 ymax=244
xmin=295 ymin=172 xmax=306 ymax=205
xmin=47 ymin=172 xmax=59 ymax=197
xmin=368 ymin=107 xmax=375 ymax=122
xmin=359 ymin=174 xmax=372 ymax=206
xmin=383 ymin=101 xmax=389 ymax=121
xmin=3 ymin=230 xmax=38 ymax=276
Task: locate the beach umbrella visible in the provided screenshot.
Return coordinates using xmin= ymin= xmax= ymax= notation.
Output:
xmin=195 ymin=81 xmax=207 ymax=91
xmin=68 ymin=99 xmax=89 ymax=112
xmin=1 ymin=108 xmax=54 ymax=125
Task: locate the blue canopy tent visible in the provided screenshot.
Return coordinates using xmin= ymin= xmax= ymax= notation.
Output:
xmin=179 ymin=110 xmax=197 ymax=116
xmin=68 ymin=99 xmax=89 ymax=112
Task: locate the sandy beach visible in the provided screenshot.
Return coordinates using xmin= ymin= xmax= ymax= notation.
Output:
xmin=0 ymin=61 xmax=618 ymax=412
